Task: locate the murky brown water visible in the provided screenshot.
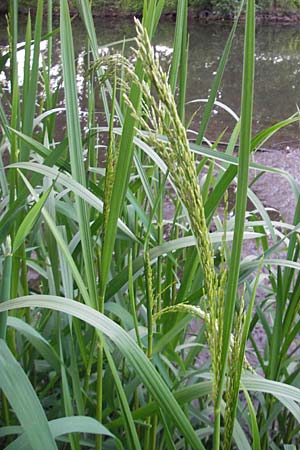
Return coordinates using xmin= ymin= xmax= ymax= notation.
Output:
xmin=0 ymin=17 xmax=299 ymax=220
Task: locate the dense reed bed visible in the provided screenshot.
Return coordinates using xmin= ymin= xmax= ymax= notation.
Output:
xmin=0 ymin=0 xmax=300 ymax=449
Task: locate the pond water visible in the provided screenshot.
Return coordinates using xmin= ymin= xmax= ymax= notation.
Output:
xmin=0 ymin=17 xmax=300 ymax=221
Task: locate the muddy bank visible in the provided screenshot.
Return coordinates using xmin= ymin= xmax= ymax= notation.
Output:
xmin=250 ymin=146 xmax=300 ymax=224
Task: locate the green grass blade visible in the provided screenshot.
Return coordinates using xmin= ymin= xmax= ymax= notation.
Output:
xmin=0 ymin=339 xmax=58 ymax=450
xmin=268 ymin=267 xmax=284 ymax=380
xmin=204 ymin=113 xmax=299 ymax=221
xmin=6 ymin=416 xmax=124 ymax=450
xmin=215 ymin=1 xmax=256 ymax=447
xmin=7 ymin=316 xmax=59 ymax=371
xmin=178 ymin=21 xmax=188 ymax=122
xmin=18 ymin=171 xmax=91 ymax=306
xmin=50 ymin=416 xmax=117 ymax=439
xmin=8 ymin=161 xmax=136 ymax=241
xmin=104 ymin=342 xmax=142 ymax=450
xmin=21 ymin=0 xmax=43 ymax=160
xmin=247 ymin=188 xmax=276 ymax=242
xmin=221 ymin=0 xmax=256 ymax=374
xmin=0 ymin=238 xmax=12 ymax=340
xmin=59 ymin=334 xmax=80 ymax=450
xmin=22 ymin=12 xmax=31 ymax=111
xmin=57 ymin=226 xmax=74 ymax=299
xmin=99 ymin=5 xmax=163 ymax=298
xmin=68 ymin=333 xmax=85 ymax=416
xmin=76 ymin=0 xmax=123 ymax=122
xmin=251 ymin=114 xmax=299 ymax=150
xmin=242 ymin=388 xmax=261 ymax=450
xmin=169 ymin=0 xmax=187 ymax=95
xmin=241 ymin=258 xmax=300 ymax=273
xmin=60 ymin=0 xmax=97 ymax=307
xmin=8 ymin=5 xmax=20 ymax=211
xmin=8 ymin=127 xmax=69 ymax=170
xmin=133 ymin=129 xmax=289 ymax=176
xmin=0 ymin=296 xmax=205 ymax=450
xmin=243 ymin=373 xmax=300 ymax=402
xmin=13 ymin=185 xmax=52 ymax=252
xmin=99 ymin=73 xmax=142 ymax=295
xmin=109 ymin=379 xmax=212 ymax=427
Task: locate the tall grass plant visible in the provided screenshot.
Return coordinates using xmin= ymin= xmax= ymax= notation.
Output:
xmin=0 ymin=0 xmax=300 ymax=449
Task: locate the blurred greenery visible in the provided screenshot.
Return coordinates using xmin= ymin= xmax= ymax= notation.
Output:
xmin=1 ymin=0 xmax=300 ymax=15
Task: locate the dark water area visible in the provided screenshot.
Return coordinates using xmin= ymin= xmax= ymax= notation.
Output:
xmin=0 ymin=17 xmax=300 ymax=220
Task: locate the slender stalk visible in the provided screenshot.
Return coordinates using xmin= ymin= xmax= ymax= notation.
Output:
xmin=129 ymin=249 xmax=142 ymax=348
xmin=145 ymin=248 xmax=154 ymax=361
xmin=0 ymin=237 xmax=12 ymax=340
xmin=214 ymin=1 xmax=255 ymax=448
xmin=0 ymin=238 xmax=12 ymax=428
xmin=95 ymin=344 xmax=103 ymax=449
xmin=95 ymin=70 xmax=118 ymax=450
xmin=156 ymin=170 xmax=164 ymax=331
xmin=9 ymin=0 xmax=19 ymax=214
xmin=144 ymin=246 xmax=155 ymax=450
xmin=47 ymin=0 xmax=52 ymax=76
xmin=2 ymin=393 xmax=10 ymax=426
xmin=8 ymin=0 xmax=19 ymax=316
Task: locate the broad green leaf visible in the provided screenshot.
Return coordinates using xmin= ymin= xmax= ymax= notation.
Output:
xmin=5 ymin=416 xmax=124 ymax=450
xmin=0 ymin=297 xmax=205 ymax=450
xmin=0 ymin=339 xmax=58 ymax=450
xmin=243 ymin=373 xmax=300 ymax=402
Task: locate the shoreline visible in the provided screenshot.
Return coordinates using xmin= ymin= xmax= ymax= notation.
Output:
xmin=88 ymin=10 xmax=300 ymax=24
xmin=3 ymin=6 xmax=300 ymax=25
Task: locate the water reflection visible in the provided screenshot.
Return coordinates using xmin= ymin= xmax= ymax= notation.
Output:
xmin=1 ymin=18 xmax=299 ymax=138
xmin=0 ymin=40 xmax=48 ymax=90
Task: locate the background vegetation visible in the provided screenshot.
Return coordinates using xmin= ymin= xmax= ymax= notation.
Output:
xmin=1 ymin=0 xmax=300 ymax=15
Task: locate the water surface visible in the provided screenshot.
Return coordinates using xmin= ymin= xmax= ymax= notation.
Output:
xmin=0 ymin=17 xmax=299 ymax=219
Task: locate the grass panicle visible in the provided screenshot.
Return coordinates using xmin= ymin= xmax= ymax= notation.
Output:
xmin=124 ymin=20 xmax=240 ymax=438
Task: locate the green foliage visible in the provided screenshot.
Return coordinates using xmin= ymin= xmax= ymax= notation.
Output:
xmin=210 ymin=0 xmax=240 ymax=15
